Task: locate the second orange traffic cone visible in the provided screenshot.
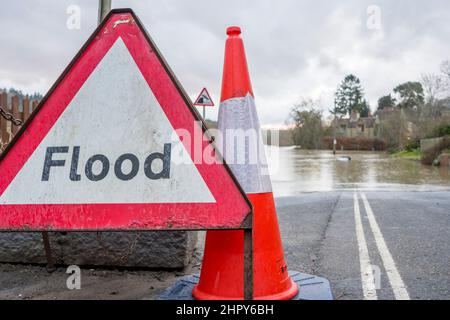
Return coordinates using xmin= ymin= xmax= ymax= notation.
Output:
xmin=192 ymin=26 xmax=298 ymax=300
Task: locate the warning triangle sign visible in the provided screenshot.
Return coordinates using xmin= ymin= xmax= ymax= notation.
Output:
xmin=0 ymin=9 xmax=250 ymax=231
xmin=194 ymin=88 xmax=214 ymax=107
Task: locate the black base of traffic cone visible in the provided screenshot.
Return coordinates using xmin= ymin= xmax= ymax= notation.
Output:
xmin=157 ymin=271 xmax=333 ymax=300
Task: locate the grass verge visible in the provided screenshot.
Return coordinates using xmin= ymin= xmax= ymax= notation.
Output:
xmin=391 ymin=149 xmax=422 ymax=160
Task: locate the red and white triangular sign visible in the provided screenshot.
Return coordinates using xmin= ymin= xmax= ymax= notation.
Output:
xmin=194 ymin=88 xmax=214 ymax=107
xmin=0 ymin=9 xmax=250 ymax=231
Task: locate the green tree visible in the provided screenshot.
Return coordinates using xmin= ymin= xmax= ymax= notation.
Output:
xmin=393 ymin=82 xmax=425 ymax=109
xmin=331 ymin=96 xmax=347 ymax=118
xmin=360 ymin=100 xmax=371 ymax=117
xmin=377 ymin=94 xmax=396 ymax=110
xmin=290 ymin=99 xmax=324 ymax=149
xmin=333 ymin=74 xmax=367 ymax=116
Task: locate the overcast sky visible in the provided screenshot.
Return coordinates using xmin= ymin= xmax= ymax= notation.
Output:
xmin=1 ymin=0 xmax=449 ymax=127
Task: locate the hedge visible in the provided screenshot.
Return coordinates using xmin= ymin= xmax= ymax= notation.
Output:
xmin=322 ymin=136 xmax=386 ymax=151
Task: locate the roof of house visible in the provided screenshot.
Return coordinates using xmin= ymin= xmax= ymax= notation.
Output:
xmin=336 ymin=115 xmax=376 ymax=128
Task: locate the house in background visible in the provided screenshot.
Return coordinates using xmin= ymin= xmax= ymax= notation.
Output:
xmin=334 ymin=111 xmax=377 ymax=139
xmin=324 ymin=111 xmax=385 ymax=151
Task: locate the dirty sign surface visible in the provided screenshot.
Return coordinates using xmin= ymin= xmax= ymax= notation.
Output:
xmin=0 ymin=9 xmax=251 ymax=231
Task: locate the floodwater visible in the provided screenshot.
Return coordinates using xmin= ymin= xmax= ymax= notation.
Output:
xmin=266 ymin=147 xmax=450 ymax=197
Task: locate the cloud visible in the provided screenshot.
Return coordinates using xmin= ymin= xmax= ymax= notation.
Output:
xmin=1 ymin=0 xmax=449 ymax=126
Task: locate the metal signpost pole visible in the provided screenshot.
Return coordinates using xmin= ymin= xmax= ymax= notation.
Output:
xmin=42 ymin=232 xmax=55 ymax=272
xmin=98 ymin=0 xmax=112 ymax=25
xmin=244 ymin=228 xmax=254 ymax=300
xmin=333 ymin=115 xmax=337 ymax=156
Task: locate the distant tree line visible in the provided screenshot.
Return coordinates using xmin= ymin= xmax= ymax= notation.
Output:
xmin=0 ymin=87 xmax=42 ymax=101
xmin=375 ymin=60 xmax=450 ymax=149
xmin=289 ymin=60 xmax=450 ymax=150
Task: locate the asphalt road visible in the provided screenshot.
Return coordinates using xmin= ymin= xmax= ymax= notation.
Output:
xmin=0 ymin=190 xmax=448 ymax=300
xmin=276 ymin=190 xmax=450 ymax=300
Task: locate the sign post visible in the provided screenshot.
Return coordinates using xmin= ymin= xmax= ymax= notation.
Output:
xmin=244 ymin=228 xmax=253 ymax=300
xmin=194 ymin=87 xmax=214 ymax=120
xmin=0 ymin=9 xmax=253 ymax=299
xmin=98 ymin=0 xmax=112 ymax=24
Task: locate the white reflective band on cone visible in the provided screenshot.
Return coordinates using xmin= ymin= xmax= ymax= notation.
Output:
xmin=217 ymin=93 xmax=272 ymax=194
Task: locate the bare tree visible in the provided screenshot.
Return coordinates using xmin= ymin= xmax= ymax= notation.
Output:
xmin=440 ymin=60 xmax=450 ymax=92
xmin=421 ymin=73 xmax=446 ymax=103
xmin=290 ymin=98 xmax=324 ymax=149
xmin=441 ymin=60 xmax=450 ymax=78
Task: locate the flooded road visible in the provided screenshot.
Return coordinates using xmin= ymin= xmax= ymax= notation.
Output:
xmin=265 ymin=147 xmax=450 ymax=299
xmin=267 ymin=147 xmax=450 ymax=196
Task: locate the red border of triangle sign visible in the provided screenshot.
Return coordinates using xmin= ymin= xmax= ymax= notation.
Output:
xmin=0 ymin=9 xmax=251 ymax=231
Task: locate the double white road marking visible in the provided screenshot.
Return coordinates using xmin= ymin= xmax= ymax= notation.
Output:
xmin=353 ymin=191 xmax=410 ymax=300
xmin=353 ymin=192 xmax=378 ymax=299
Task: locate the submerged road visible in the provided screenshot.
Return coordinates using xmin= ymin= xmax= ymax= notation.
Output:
xmin=276 ymin=190 xmax=450 ymax=300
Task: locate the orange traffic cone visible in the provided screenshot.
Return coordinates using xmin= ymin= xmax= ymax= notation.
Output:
xmin=192 ymin=26 xmax=298 ymax=300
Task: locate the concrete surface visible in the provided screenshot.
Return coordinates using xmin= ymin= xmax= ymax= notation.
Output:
xmin=0 ymin=231 xmax=197 ymax=269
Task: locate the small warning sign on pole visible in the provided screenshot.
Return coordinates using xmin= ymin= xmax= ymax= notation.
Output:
xmin=0 ymin=9 xmax=251 ymax=232
xmin=193 ymin=88 xmax=214 ymax=107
